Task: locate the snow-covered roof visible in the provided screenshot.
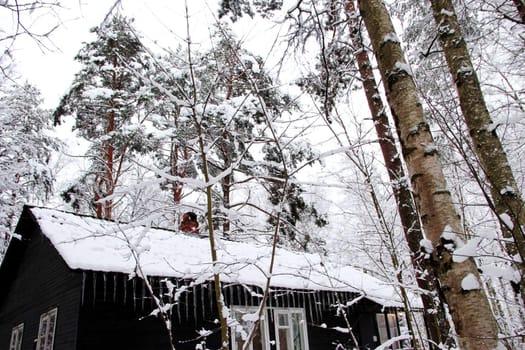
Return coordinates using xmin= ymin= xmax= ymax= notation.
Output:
xmin=24 ymin=207 xmax=411 ymax=307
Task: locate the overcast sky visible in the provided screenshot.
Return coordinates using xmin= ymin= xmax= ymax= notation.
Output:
xmin=10 ymin=0 xmax=287 ymax=108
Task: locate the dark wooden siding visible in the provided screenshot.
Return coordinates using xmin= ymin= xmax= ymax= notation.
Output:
xmin=0 ymin=209 xmax=83 ymax=350
xmin=77 ymin=272 xmax=387 ymax=350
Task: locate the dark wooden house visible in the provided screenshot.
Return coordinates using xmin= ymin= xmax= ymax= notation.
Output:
xmin=0 ymin=206 xmax=416 ymax=350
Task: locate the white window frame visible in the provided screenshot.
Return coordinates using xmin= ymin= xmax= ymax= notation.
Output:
xmin=230 ymin=306 xmax=269 ymax=350
xmin=273 ymin=308 xmax=309 ymax=350
xmin=36 ymin=307 xmax=58 ymax=350
xmin=9 ymin=323 xmax=24 ymax=350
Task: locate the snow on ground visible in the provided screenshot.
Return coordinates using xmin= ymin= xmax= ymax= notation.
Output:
xmin=28 ymin=206 xmax=418 ymax=307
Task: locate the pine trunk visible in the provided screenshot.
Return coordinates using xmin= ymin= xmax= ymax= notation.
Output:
xmin=513 ymin=0 xmax=525 ymax=23
xmin=357 ymin=0 xmax=499 ymax=348
xmin=430 ymin=0 xmax=525 ymax=303
xmin=344 ymin=1 xmax=451 ymax=346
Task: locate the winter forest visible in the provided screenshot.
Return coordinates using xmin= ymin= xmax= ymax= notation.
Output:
xmin=1 ymin=0 xmax=525 ymax=349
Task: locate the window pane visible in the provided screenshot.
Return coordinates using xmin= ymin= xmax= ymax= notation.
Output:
xmin=278 ymin=329 xmax=290 ymax=350
xmin=232 ymin=308 xmax=266 ymax=350
xmin=386 ymin=314 xmax=400 ymax=349
xmin=291 ymin=313 xmax=304 ymax=350
xmin=37 ymin=308 xmax=57 ymax=350
xmin=376 ymin=314 xmax=388 ymax=345
xmin=278 ymin=313 xmax=289 ymax=326
xmin=9 ymin=324 xmax=24 ymax=350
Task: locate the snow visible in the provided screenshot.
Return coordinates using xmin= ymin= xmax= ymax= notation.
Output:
xmin=481 ymin=265 xmax=520 ymax=283
xmin=374 ymin=334 xmax=412 ymax=350
xmin=487 ymin=114 xmax=523 ymax=132
xmin=82 ymin=87 xmax=115 ymax=99
xmin=500 ymin=186 xmax=515 ymax=196
xmin=383 ymin=32 xmax=400 ymax=44
xmin=499 ymin=213 xmax=514 ymax=230
xmin=452 ymin=237 xmax=480 ymax=263
xmin=419 ymin=239 xmax=433 ymax=254
xmin=461 ymin=273 xmax=480 ymax=291
xmin=394 ymin=62 xmax=412 ymax=76
xmin=28 ymin=207 xmax=414 ymax=307
xmin=440 ymin=9 xmax=454 ymax=17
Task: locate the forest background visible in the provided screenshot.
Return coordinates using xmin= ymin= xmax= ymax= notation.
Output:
xmin=1 ymin=0 xmax=524 ymax=349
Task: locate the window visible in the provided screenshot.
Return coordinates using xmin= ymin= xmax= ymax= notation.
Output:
xmin=376 ymin=313 xmax=400 ymax=349
xmin=274 ymin=309 xmax=308 ymax=350
xmin=231 ymin=306 xmax=268 ymax=350
xmin=36 ymin=308 xmax=58 ymax=350
xmin=9 ymin=323 xmax=24 ymax=350
xmin=231 ymin=307 xmax=309 ymax=350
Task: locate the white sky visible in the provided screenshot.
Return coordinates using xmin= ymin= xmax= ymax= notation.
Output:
xmin=10 ymin=0 xmax=289 ymax=108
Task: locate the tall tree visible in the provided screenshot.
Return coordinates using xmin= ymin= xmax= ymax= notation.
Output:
xmin=289 ymin=0 xmax=450 ymax=344
xmin=429 ymin=0 xmax=525 ymax=301
xmin=54 ymin=14 xmax=152 ymax=219
xmin=341 ymin=1 xmax=450 ymax=345
xmin=0 ymin=82 xmax=58 ymax=260
xmin=356 ymin=0 xmax=499 ymax=348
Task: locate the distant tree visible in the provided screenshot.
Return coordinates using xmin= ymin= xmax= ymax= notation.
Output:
xmin=0 ymin=82 xmax=59 ymax=259
xmin=262 ymin=142 xmax=327 ymax=252
xmin=174 ymin=25 xmax=328 ymax=243
xmin=54 ymin=14 xmax=153 ymax=219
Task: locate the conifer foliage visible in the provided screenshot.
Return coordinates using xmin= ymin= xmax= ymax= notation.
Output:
xmin=54 ymin=14 xmax=153 ymax=219
xmin=0 ymin=82 xmax=58 ymax=259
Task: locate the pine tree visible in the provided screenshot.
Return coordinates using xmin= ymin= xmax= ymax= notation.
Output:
xmin=0 ymin=82 xmax=58 ymax=260
xmin=54 ymin=14 xmax=153 ymax=219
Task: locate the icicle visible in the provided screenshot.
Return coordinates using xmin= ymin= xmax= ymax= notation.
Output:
xmin=228 ymin=285 xmax=234 ymax=306
xmin=287 ymin=292 xmax=292 ymax=309
xmin=243 ymin=286 xmax=249 ymax=307
xmin=307 ymin=293 xmax=314 ymax=322
xmin=336 ymin=292 xmax=342 ymax=308
xmin=175 ymin=279 xmax=181 ymax=324
xmin=123 ymin=275 xmax=127 ymax=305
xmin=158 ymin=277 xmax=163 ymax=304
xmin=242 ymin=285 xmax=248 ymax=306
xmin=133 ymin=278 xmax=137 ymax=311
xmin=276 ymin=291 xmax=281 ymax=308
xmin=103 ymin=273 xmax=107 ymax=302
xmin=185 ymin=282 xmax=189 ymax=322
xmin=193 ymin=285 xmax=198 ymax=325
xmin=113 ymin=274 xmax=117 ymax=302
xmin=92 ymin=272 xmax=97 ymax=307
xmin=314 ymin=291 xmax=321 ymax=322
xmin=142 ymin=279 xmax=146 ymax=310
xmin=208 ymin=281 xmax=211 ymax=311
xmin=201 ymin=282 xmax=206 ymax=320
xmin=81 ymin=272 xmax=86 ymax=306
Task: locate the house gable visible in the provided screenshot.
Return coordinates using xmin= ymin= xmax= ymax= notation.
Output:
xmin=0 ymin=207 xmax=83 ymax=350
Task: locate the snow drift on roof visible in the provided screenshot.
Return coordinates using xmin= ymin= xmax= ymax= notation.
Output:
xmin=27 ymin=207 xmax=413 ymax=307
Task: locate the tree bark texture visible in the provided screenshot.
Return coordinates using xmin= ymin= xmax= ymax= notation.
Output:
xmin=344 ymin=1 xmax=450 ymax=346
xmin=357 ymin=0 xmax=499 ymax=348
xmin=513 ymin=0 xmax=525 ymax=23
xmin=430 ymin=0 xmax=525 ymax=301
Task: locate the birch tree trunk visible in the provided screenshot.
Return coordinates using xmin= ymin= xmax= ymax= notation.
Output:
xmin=344 ymin=1 xmax=450 ymax=346
xmin=357 ymin=0 xmax=499 ymax=348
xmin=430 ymin=0 xmax=525 ymax=302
